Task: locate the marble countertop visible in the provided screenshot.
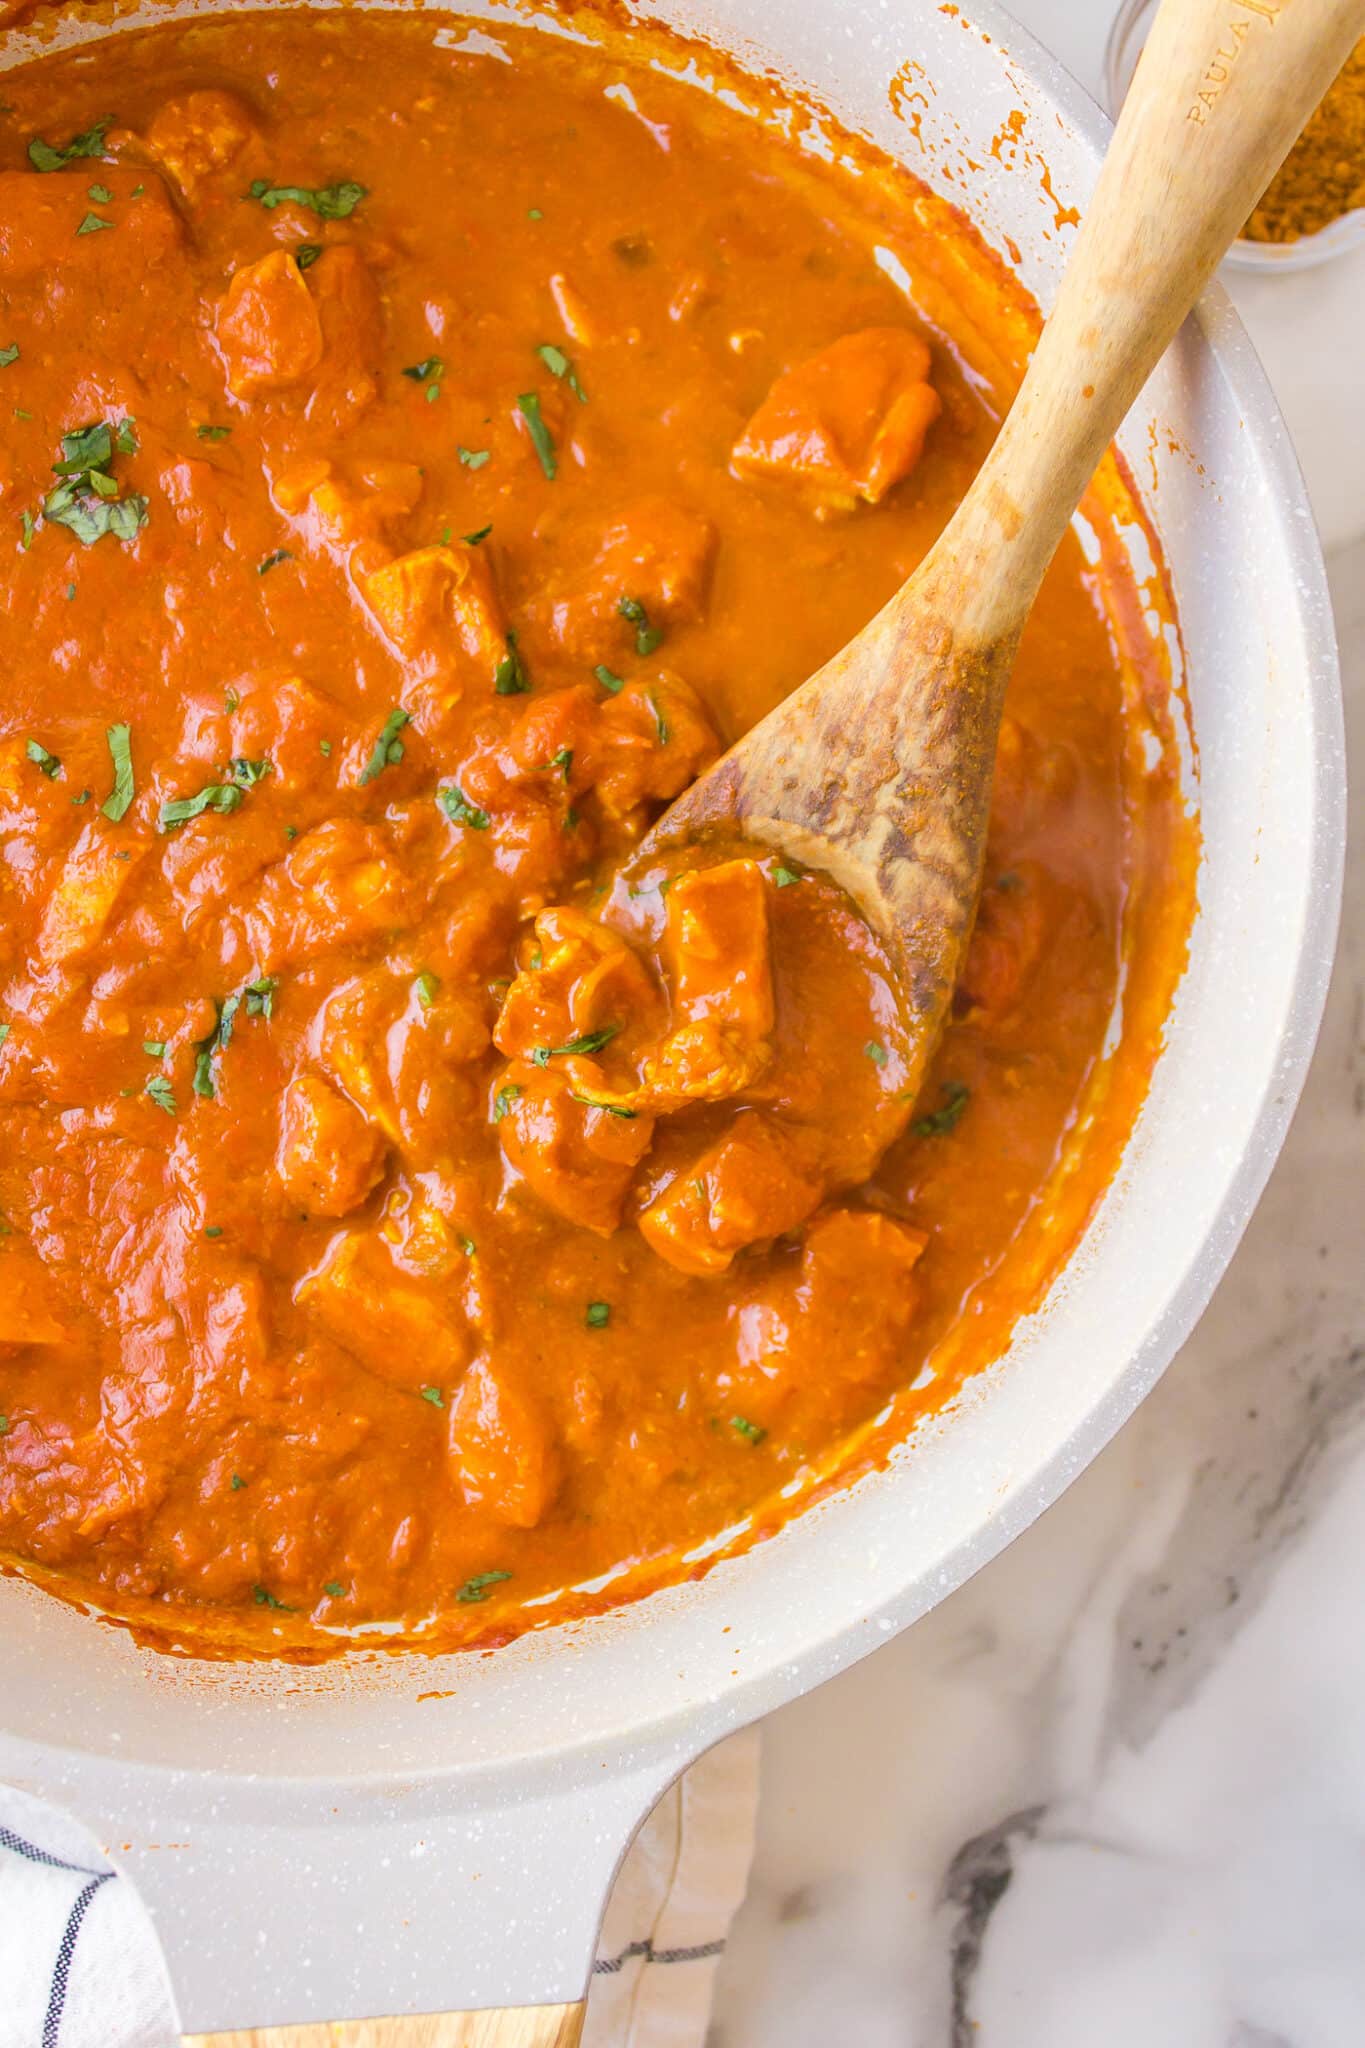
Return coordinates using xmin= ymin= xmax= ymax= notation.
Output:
xmin=710 ymin=5 xmax=1365 ymax=2043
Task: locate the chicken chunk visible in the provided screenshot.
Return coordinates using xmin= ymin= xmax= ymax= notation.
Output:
xmin=176 ymin=673 xmax=340 ymax=796
xmin=276 ymin=1073 xmax=388 ymax=1217
xmin=310 ymin=969 xmax=488 ymax=1164
xmin=296 ymin=1225 xmax=470 ymax=1389
xmin=494 ymin=906 xmax=664 ymax=1072
xmin=448 ymin=1357 xmax=562 ymax=1529
xmin=547 ymin=498 xmax=715 ymax=664
xmin=583 ymin=673 xmax=719 ymax=828
xmin=216 ymin=249 xmax=323 ymax=396
xmin=497 ymin=1065 xmax=655 ymax=1236
xmin=460 ymin=686 xmax=600 ymax=819
xmin=361 ymin=544 xmax=507 ymax=729
xmin=643 ymin=860 xmax=774 ymax=1104
xmin=37 ymin=825 xmax=148 ymax=969
xmin=311 ymin=974 xmax=403 ymax=1142
xmin=305 ymin=246 xmax=384 ymax=433
xmin=638 ymin=1116 xmax=820 ymax=1276
xmin=957 ymin=865 xmax=1050 ymax=1018
xmin=234 ymin=819 xmax=417 ymax=974
xmin=797 ymin=1207 xmax=928 ymax=1378
xmin=124 ymin=89 xmax=257 ymax=200
xmin=0 ymin=168 xmax=182 ymax=280
xmin=733 ymin=327 xmax=941 ymax=510
xmin=276 ymin=459 xmax=424 ymax=561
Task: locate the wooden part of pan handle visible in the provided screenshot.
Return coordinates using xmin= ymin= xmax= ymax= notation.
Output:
xmin=184 ymin=2000 xmax=585 ymax=2047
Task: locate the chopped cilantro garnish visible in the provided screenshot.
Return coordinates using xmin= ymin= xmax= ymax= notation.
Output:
xmin=257 ymin=548 xmax=292 ymax=575
xmin=420 ymin=1385 xmax=445 ymax=1408
xmin=0 ymin=344 xmax=18 ymax=369
xmin=618 ymin=595 xmax=662 ymax=657
xmin=358 ymin=706 xmax=410 ymax=785
xmin=197 ymin=423 xmax=231 ymax=442
xmin=415 ymin=971 xmax=440 ymax=1009
xmin=536 ymin=342 xmax=586 ymax=403
xmin=244 ymin=975 xmax=278 ymax=1020
xmin=295 ymin=242 xmax=323 ymax=270
xmin=463 ymin=523 xmax=493 ymax=545
xmin=457 ymin=1569 xmax=512 ymax=1604
xmin=458 ymin=445 xmax=490 ymax=469
xmin=159 ymin=784 xmax=242 ymax=831
xmin=730 ymin=1415 xmax=766 ymax=1445
xmin=648 ymin=692 xmax=670 ymax=745
xmin=252 ymin=1584 xmax=297 ymax=1613
xmin=585 ymin=1301 xmax=610 ymax=1329
xmin=912 ymin=1080 xmax=971 ymax=1138
xmin=402 ymin=356 xmax=444 ymax=382
xmin=773 ymin=866 xmax=800 ymax=887
xmin=865 ymin=1040 xmax=888 ymax=1068
xmin=26 ymin=739 xmax=61 ymax=779
xmin=0 ymin=1416 xmax=8 ymax=1435
xmin=247 ymin=178 xmax=366 ymax=219
xmin=87 ymin=181 xmax=111 ymax=203
xmin=323 ymin=1580 xmax=346 ymax=1598
xmin=529 ymin=1026 xmax=618 ymax=1066
xmin=19 ymin=510 xmax=34 ymax=551
xmin=100 ymin=722 xmax=135 ymax=821
xmin=527 ymin=206 xmax=543 ymax=220
xmin=230 ymin=1472 xmax=246 ymax=1489
xmin=493 ymin=631 xmax=529 ymax=696
xmin=492 ymin=1082 xmax=522 ymax=1123
xmin=27 ymin=116 xmax=112 ymax=173
xmin=75 ymin=212 xmax=112 ymax=236
xmin=439 ymin=785 xmax=490 ymax=831
xmin=0 ymin=1024 xmax=10 ymax=1047
xmin=142 ymin=1040 xmax=166 ymax=1057
xmin=160 ymin=750 xmax=274 ymax=829
xmin=203 ymin=1225 xmax=223 ymax=1239
xmin=144 ymin=1074 xmax=176 ymax=1116
xmin=594 ymin=665 xmax=625 ymax=693
xmin=191 ymin=977 xmax=277 ymax=1098
xmin=570 ymin=1091 xmax=635 ymax=1118
xmin=71 ymin=788 xmax=90 ymax=806
xmin=43 ymin=418 xmax=146 ymax=548
xmin=516 ymin=392 xmax=556 ymax=479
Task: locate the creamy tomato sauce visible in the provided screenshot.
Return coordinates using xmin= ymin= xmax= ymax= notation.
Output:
xmin=0 ymin=7 xmax=1195 ymax=1655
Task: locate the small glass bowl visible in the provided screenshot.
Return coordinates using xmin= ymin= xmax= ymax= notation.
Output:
xmin=1103 ymin=0 xmax=1365 ymax=273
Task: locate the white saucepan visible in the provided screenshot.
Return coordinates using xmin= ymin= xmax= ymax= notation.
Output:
xmin=0 ymin=0 xmax=1345 ymax=2037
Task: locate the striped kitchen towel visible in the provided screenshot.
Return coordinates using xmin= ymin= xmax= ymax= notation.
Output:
xmin=0 ymin=1728 xmax=761 ymax=2046
xmin=0 ymin=1784 xmax=176 ymax=2048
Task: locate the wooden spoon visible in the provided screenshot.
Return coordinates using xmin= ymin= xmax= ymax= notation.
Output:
xmin=643 ymin=0 xmax=1364 ymax=1107
xmin=189 ymin=4 xmax=1361 ymax=2047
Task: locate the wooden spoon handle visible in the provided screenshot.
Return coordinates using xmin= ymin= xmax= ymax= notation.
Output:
xmin=184 ymin=2001 xmax=585 ymax=2046
xmin=931 ymin=0 xmax=1365 ymax=638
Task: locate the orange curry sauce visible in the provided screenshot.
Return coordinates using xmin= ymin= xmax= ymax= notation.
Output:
xmin=0 ymin=7 xmax=1195 ymax=1655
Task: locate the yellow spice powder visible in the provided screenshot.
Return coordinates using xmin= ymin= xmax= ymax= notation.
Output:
xmin=1242 ymin=38 xmax=1365 ymax=243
